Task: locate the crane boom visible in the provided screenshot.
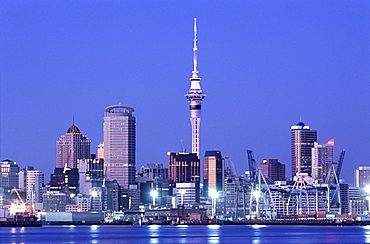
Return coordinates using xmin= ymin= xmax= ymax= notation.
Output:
xmin=336 ymin=149 xmax=346 ymax=179
xmin=247 ymin=149 xmax=257 ymax=182
xmin=225 ymin=157 xmax=241 ymax=191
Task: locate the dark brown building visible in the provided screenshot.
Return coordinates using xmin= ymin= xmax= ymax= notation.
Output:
xmin=167 ymin=152 xmax=200 ymax=202
xmin=258 ymin=159 xmax=286 ymax=184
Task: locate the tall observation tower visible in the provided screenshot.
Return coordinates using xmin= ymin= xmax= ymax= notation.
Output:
xmin=185 ymin=18 xmax=206 ymax=157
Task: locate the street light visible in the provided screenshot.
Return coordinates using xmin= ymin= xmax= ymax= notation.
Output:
xmin=209 ymin=189 xmax=219 ymax=219
xmin=178 ymin=189 xmax=186 ymax=206
xmin=150 ymin=190 xmax=158 ymax=208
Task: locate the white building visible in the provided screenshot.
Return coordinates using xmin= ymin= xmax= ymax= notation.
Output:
xmin=26 ymin=170 xmax=45 ymax=204
xmin=176 ymin=182 xmax=197 ymax=206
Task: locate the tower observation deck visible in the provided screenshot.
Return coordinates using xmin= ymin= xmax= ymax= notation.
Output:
xmin=185 ymin=18 xmax=206 ymax=157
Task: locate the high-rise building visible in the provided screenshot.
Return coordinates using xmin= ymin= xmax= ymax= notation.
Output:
xmin=26 ymin=169 xmax=45 ymax=204
xmin=168 ymin=152 xmax=200 ymax=202
xmin=168 ymin=152 xmax=200 ymax=184
xmin=291 ymin=121 xmax=317 ymax=177
xmin=19 ymin=166 xmax=35 ymax=191
xmin=354 ymin=166 xmax=370 ymax=189
xmin=258 ymin=159 xmax=286 ymax=184
xmin=203 ymin=151 xmax=224 ymax=197
xmin=103 ymin=105 xmax=136 ymax=188
xmin=311 ymin=140 xmax=334 ymax=182
xmin=56 ymin=124 xmax=91 ymax=169
xmin=185 ymin=18 xmax=206 ymax=157
xmin=0 ymin=159 xmax=19 ymax=189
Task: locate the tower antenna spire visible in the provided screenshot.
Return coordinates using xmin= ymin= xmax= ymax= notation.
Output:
xmin=192 ymin=18 xmax=198 ymax=79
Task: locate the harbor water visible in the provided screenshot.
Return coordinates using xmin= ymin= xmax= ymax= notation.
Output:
xmin=0 ymin=224 xmax=368 ymax=243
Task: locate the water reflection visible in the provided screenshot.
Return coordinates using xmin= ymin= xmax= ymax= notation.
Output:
xmin=207 ymin=224 xmax=220 ymax=243
xmin=363 ymin=226 xmax=370 ymax=243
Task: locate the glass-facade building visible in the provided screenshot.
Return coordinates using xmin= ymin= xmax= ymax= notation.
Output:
xmin=203 ymin=150 xmax=224 ymax=197
xmin=103 ymin=105 xmax=136 ymax=188
xmin=291 ymin=121 xmax=317 ymax=177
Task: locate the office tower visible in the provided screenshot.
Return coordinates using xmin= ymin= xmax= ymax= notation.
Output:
xmin=50 ymin=168 xmax=79 ymax=194
xmin=203 ymin=151 xmax=224 ymax=197
xmin=311 ymin=140 xmax=334 ymax=182
xmin=168 ymin=152 xmax=200 ymax=202
xmin=0 ymin=159 xmax=19 ymax=189
xmin=141 ymin=163 xmax=168 ymax=181
xmin=103 ymin=105 xmax=136 ymax=188
xmin=26 ymin=169 xmax=45 ymax=204
xmin=19 ymin=166 xmax=35 ymax=191
xmin=258 ymin=159 xmax=286 ymax=184
xmin=185 ymin=18 xmax=206 ymax=157
xmin=168 ymin=152 xmax=200 ymax=183
xmin=77 ymin=158 xmax=104 ymax=180
xmin=56 ymin=124 xmax=91 ymax=169
xmin=339 ymin=183 xmax=349 ymax=215
xmin=291 ymin=121 xmax=317 ymax=176
xmin=78 ymin=158 xmax=104 ymax=194
xmin=354 ymin=166 xmax=370 ymax=188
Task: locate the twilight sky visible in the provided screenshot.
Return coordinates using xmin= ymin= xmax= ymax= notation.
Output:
xmin=1 ymin=1 xmax=369 ymax=184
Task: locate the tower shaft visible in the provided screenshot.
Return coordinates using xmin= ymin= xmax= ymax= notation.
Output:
xmin=185 ymin=18 xmax=205 ymax=157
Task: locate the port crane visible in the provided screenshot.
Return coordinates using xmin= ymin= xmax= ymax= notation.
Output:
xmin=246 ymin=149 xmax=275 ymax=219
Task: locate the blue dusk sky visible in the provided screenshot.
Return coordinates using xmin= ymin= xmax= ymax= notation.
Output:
xmin=1 ymin=1 xmax=369 ymax=184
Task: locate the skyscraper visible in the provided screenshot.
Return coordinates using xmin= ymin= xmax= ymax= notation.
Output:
xmin=203 ymin=150 xmax=224 ymax=197
xmin=291 ymin=121 xmax=317 ymax=177
xmin=56 ymin=124 xmax=91 ymax=169
xmin=185 ymin=18 xmax=206 ymax=157
xmin=103 ymin=105 xmax=136 ymax=188
xmin=311 ymin=140 xmax=334 ymax=182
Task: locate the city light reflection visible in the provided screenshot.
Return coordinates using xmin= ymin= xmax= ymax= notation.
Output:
xmin=149 ymin=224 xmax=160 ymax=238
xmin=363 ymin=226 xmax=370 ymax=243
xmin=208 ymin=236 xmax=219 ymax=243
xmin=207 ymin=225 xmax=220 ymax=229
xmin=251 ymin=225 xmax=266 ymax=229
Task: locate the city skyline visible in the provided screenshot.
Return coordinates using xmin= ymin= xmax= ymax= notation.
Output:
xmin=1 ymin=1 xmax=369 ymax=184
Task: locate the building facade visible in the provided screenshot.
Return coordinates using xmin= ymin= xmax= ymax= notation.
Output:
xmin=291 ymin=121 xmax=317 ymax=177
xmin=56 ymin=124 xmax=91 ymax=169
xmin=0 ymin=159 xmax=19 ymax=189
xmin=26 ymin=169 xmax=45 ymax=204
xmin=258 ymin=159 xmax=286 ymax=184
xmin=168 ymin=152 xmax=200 ymax=202
xmin=103 ymin=105 xmax=136 ymax=188
xmin=311 ymin=140 xmax=334 ymax=182
xmin=141 ymin=163 xmax=168 ymax=181
xmin=355 ymin=166 xmax=370 ymax=189
xmin=203 ymin=150 xmax=224 ymax=197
